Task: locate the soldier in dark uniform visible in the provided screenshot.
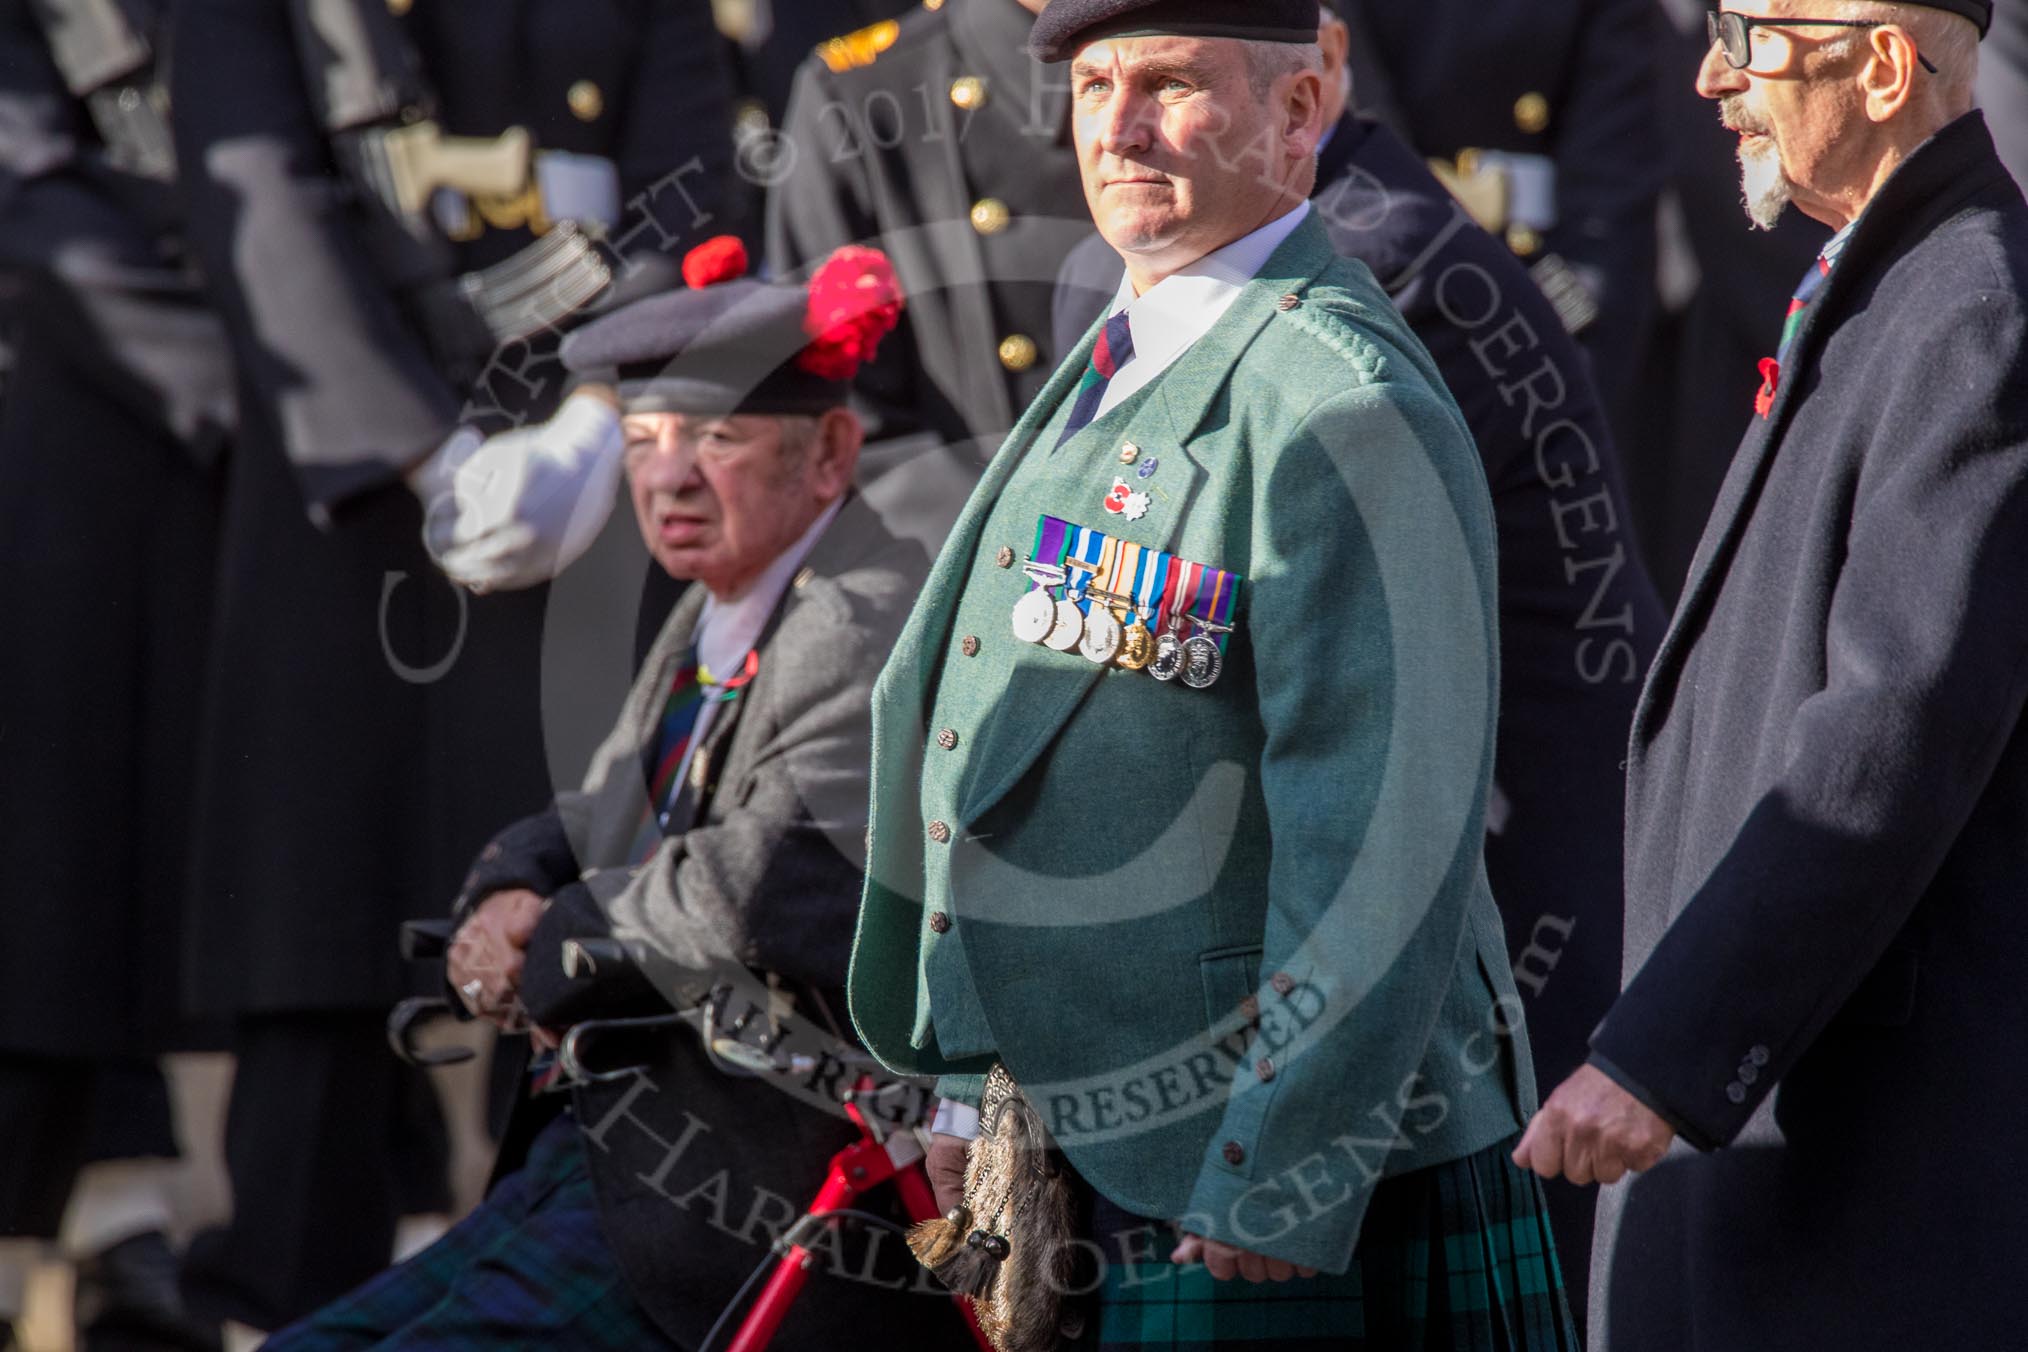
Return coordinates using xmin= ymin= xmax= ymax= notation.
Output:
xmin=165 ymin=0 xmax=735 ymax=1331
xmin=767 ymin=0 xmax=1092 ymax=552
xmin=1049 ymin=1 xmax=1665 ymax=1318
xmin=1333 ymin=0 xmax=1667 ymax=451
xmin=0 ymin=1 xmax=231 ymax=1345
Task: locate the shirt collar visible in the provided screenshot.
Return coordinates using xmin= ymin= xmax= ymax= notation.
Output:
xmin=1105 ymin=200 xmax=1312 ymax=371
xmin=694 ymin=495 xmax=843 ymax=680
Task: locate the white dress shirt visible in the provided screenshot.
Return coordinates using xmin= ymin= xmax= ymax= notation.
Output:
xmin=670 ymin=496 xmax=843 ymax=799
xmin=1094 ymin=200 xmax=1312 ymax=420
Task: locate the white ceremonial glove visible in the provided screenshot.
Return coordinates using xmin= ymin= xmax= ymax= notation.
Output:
xmin=409 ymin=390 xmax=626 ymax=593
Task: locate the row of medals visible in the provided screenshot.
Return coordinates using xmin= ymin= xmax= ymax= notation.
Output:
xmin=1010 ymin=558 xmax=1229 ymax=689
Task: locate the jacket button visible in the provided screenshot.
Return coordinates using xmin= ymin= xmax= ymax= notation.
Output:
xmin=998 ymin=334 xmax=1038 ymax=372
xmin=1255 ymin=1058 xmax=1275 ymax=1083
xmin=995 ymin=547 xmax=1015 ymax=569
xmin=929 ymin=911 xmax=951 ymax=934
xmin=1269 ymin=972 xmax=1295 ymax=996
xmin=949 ymin=76 xmax=987 ymax=110
xmin=970 ymin=198 xmax=1011 ymax=236
xmin=927 ymin=820 xmax=952 ymax=844
xmin=1277 ymin=292 xmax=1301 ymax=311
xmin=1747 ymin=1045 xmax=1770 ymax=1066
xmin=1238 ymin=995 xmax=1260 ymax=1025
xmin=1222 ymin=1141 xmax=1245 ymax=1166
xmin=1738 ymin=1063 xmax=1759 ymax=1086
xmin=567 ymin=80 xmax=604 ymax=122
xmin=961 ymin=636 xmax=981 ymax=658
xmin=1506 ymin=223 xmax=1542 ymax=257
xmin=1514 ymin=91 xmax=1551 ymax=134
xmin=937 ymin=728 xmax=959 ymax=751
xmin=1725 ymin=1081 xmax=1747 ymax=1104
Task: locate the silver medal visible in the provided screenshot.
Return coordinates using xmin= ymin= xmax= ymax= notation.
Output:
xmin=1079 ymin=606 xmax=1123 ymax=664
xmin=1181 ymin=634 xmax=1224 ymax=689
xmin=1149 ymin=632 xmax=1185 ymax=682
xmin=1044 ymin=598 xmax=1085 ymax=651
xmin=1012 ymin=589 xmax=1056 ymax=644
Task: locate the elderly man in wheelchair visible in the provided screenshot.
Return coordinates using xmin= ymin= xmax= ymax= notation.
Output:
xmin=269 ymin=239 xmax=973 ymax=1351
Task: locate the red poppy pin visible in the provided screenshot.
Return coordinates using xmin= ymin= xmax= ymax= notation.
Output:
xmin=1754 ymin=357 xmax=1780 ymax=419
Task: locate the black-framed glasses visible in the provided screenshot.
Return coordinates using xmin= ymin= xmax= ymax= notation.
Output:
xmin=1705 ymin=10 xmax=1939 ymax=74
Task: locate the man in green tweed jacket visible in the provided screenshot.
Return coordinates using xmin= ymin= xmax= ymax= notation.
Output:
xmin=849 ymin=1 xmax=1579 ymax=1345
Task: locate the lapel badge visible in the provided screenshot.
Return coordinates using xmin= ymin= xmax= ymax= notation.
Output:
xmin=1136 ymin=456 xmax=1159 ymax=480
xmin=1122 ymin=491 xmax=1151 ymax=521
xmin=1118 ymin=442 xmax=1140 ymax=466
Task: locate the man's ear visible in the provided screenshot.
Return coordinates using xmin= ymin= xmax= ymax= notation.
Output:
xmin=1283 ymin=67 xmax=1327 ymax=159
xmin=811 ymin=406 xmax=864 ymax=499
xmin=1860 ymin=24 xmax=1920 ymax=123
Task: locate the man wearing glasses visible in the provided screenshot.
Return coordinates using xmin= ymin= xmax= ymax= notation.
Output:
xmin=1512 ymin=2 xmax=2028 ymax=1349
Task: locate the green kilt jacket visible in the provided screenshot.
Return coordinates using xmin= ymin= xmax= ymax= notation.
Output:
xmin=849 ymin=212 xmax=1539 ymax=1276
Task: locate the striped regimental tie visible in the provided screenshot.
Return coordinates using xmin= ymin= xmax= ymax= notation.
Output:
xmin=625 ymin=646 xmax=707 ymax=865
xmin=1057 ymin=309 xmax=1135 ymax=448
xmin=1756 ymin=236 xmax=1845 ymax=418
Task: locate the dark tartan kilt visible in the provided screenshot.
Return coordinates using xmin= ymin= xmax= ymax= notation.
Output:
xmin=1086 ymin=1134 xmax=1579 ymax=1351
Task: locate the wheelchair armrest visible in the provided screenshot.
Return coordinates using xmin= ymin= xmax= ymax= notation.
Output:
xmin=560 ymin=936 xmax=635 ymax=982
xmin=386 ymin=996 xmax=478 ymax=1068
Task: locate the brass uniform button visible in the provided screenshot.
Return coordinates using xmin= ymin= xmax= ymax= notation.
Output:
xmin=970 ymin=198 xmax=1011 ymax=236
xmin=949 ymin=76 xmax=987 ymax=111
xmin=386 ymin=0 xmax=413 ymax=14
xmin=1270 ymin=972 xmax=1296 ymax=996
xmin=937 ymin=728 xmax=959 ymax=751
xmin=925 ymin=0 xmax=946 ymax=9
xmin=1118 ymin=442 xmax=1140 ymax=465
xmin=1514 ymin=91 xmax=1551 ymax=135
xmin=929 ymin=911 xmax=952 ymax=934
xmin=998 ymin=334 xmax=1038 ymax=372
xmin=1506 ymin=223 xmax=1543 ymax=257
xmin=927 ymin=820 xmax=952 ymax=844
xmin=1277 ymin=292 xmax=1302 ymax=311
xmin=1256 ymin=1058 xmax=1276 ymax=1083
xmin=567 ymin=80 xmax=604 ymax=122
xmin=995 ymin=546 xmax=1015 ymax=569
xmin=1222 ymin=1141 xmax=1246 ymax=1166
xmin=961 ymin=635 xmax=981 ymax=658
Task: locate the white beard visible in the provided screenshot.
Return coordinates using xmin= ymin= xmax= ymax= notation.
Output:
xmin=1738 ymin=136 xmax=1794 ymax=231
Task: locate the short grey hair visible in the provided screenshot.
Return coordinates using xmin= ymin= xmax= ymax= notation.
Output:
xmin=1824 ymin=0 xmax=1979 ymax=108
xmin=1239 ymin=38 xmax=1324 ymax=99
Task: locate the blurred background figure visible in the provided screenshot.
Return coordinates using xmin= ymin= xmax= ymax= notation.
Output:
xmin=0 ymin=0 xmax=232 ymax=1347
xmin=767 ymin=0 xmax=1090 ymax=553
xmin=1978 ymin=0 xmax=2028 ymax=181
xmin=163 ymin=0 xmax=733 ymax=1336
xmin=709 ymin=0 xmax=918 ymax=254
xmin=1335 ymin=0 xmax=1667 ymax=461
xmin=1626 ymin=0 xmax=1827 ymax=601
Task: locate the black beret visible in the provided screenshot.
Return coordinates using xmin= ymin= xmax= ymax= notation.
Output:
xmin=1913 ymin=0 xmax=1991 ymax=36
xmin=560 ymin=239 xmax=903 ymax=416
xmin=1030 ymin=0 xmax=1322 ymax=63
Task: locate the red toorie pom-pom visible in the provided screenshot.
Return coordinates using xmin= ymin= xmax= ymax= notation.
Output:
xmin=682 ymin=235 xmax=749 ymax=290
xmin=797 ymin=246 xmax=905 ymax=381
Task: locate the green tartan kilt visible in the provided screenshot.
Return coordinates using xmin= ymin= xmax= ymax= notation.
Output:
xmin=1086 ymin=1133 xmax=1580 ymax=1351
